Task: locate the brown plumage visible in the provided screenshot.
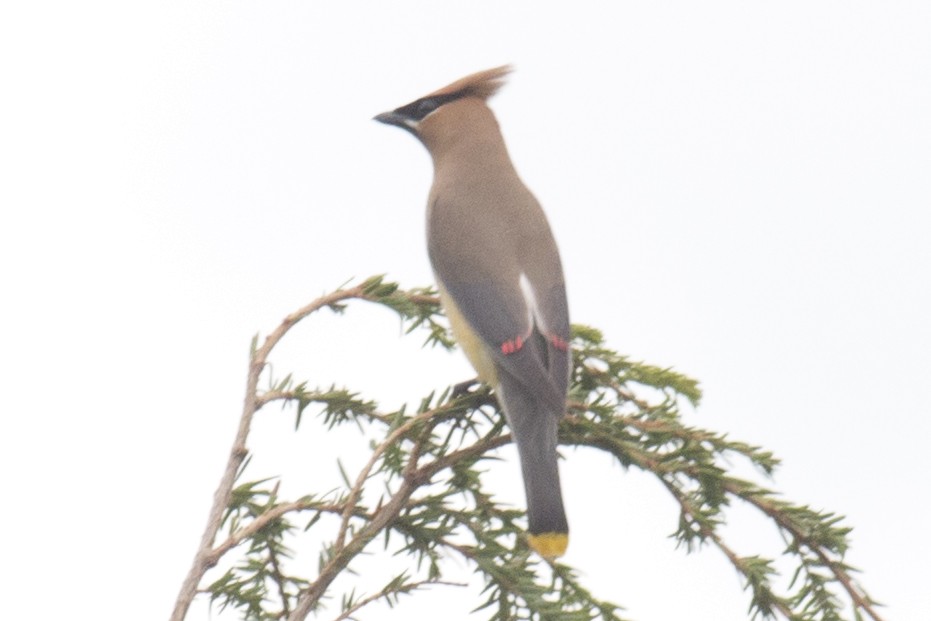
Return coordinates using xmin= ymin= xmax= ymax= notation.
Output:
xmin=375 ymin=66 xmax=571 ymax=559
xmin=422 ymin=65 xmax=512 ymax=100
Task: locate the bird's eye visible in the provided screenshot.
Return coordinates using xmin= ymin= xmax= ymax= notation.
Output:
xmin=394 ymin=94 xmax=455 ymax=123
xmin=415 ymin=98 xmax=439 ymax=118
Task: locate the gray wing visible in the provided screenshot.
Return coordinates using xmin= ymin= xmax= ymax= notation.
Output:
xmin=428 ymin=191 xmax=571 ymax=409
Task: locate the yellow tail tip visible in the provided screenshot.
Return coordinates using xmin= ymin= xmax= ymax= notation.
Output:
xmin=527 ymin=532 xmax=568 ymax=559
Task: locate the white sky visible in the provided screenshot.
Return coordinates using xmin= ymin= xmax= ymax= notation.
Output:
xmin=2 ymin=2 xmax=929 ymax=619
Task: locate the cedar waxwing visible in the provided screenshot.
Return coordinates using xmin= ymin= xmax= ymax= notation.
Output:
xmin=375 ymin=66 xmax=571 ymax=559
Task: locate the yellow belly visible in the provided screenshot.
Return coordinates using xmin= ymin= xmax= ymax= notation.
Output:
xmin=436 ymin=281 xmax=499 ymax=387
xmin=437 ymin=281 xmax=568 ymax=560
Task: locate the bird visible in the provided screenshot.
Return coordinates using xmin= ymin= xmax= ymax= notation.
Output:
xmin=374 ymin=66 xmax=571 ymax=559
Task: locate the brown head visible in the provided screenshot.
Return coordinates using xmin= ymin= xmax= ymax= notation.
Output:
xmin=374 ymin=65 xmax=513 ymax=164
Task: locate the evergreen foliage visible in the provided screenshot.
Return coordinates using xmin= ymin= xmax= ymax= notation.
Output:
xmin=170 ymin=277 xmax=883 ymax=621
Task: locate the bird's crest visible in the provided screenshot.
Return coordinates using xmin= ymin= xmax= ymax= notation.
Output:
xmin=425 ymin=65 xmax=513 ymax=102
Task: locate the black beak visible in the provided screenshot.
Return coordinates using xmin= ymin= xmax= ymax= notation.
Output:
xmin=374 ymin=110 xmax=421 ymax=139
xmin=374 ymin=111 xmax=412 ymax=129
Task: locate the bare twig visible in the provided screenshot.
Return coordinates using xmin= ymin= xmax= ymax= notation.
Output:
xmin=170 ymin=284 xmax=368 ymax=621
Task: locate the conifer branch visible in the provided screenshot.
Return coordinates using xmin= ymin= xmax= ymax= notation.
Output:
xmin=170 ymin=277 xmax=885 ymax=621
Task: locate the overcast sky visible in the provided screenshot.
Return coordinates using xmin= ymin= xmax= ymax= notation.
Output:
xmin=2 ymin=2 xmax=929 ymax=620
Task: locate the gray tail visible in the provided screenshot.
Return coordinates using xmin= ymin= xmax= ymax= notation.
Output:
xmin=496 ymin=371 xmax=568 ymax=536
